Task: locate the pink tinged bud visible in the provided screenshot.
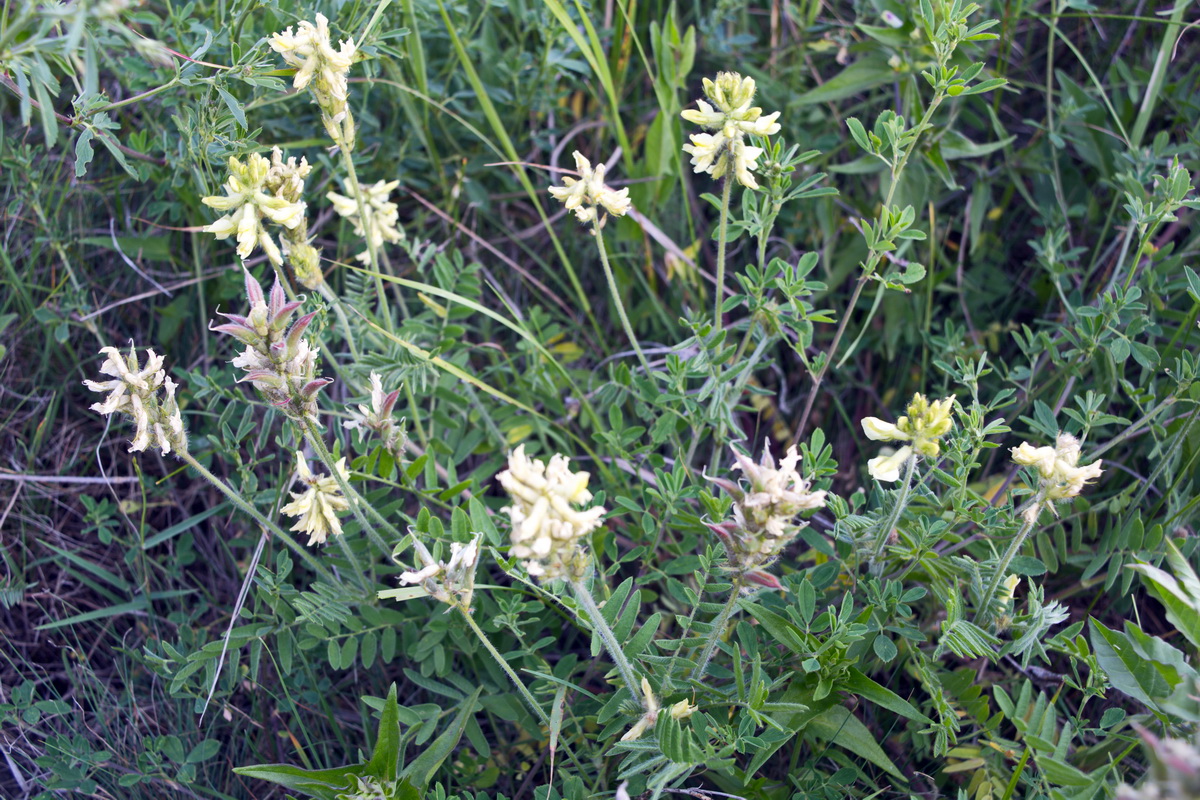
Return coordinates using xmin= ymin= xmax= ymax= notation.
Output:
xmin=272 ymin=300 xmax=304 ymax=331
xmin=238 ymin=370 xmax=286 ymax=389
xmin=380 ymin=388 xmax=401 ymax=418
xmin=243 ymin=268 xmax=265 ymax=306
xmin=300 ymin=378 xmax=334 ymax=399
xmin=210 ymin=322 xmax=261 ymax=345
xmin=286 ymin=311 xmax=318 ymax=355
xmin=268 ymin=280 xmax=286 ymax=319
xmin=705 ymin=521 xmax=738 ymax=550
xmin=706 ymin=476 xmax=744 ymax=500
xmin=744 ymin=568 xmax=785 ymax=591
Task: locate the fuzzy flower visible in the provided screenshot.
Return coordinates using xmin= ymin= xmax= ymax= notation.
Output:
xmin=280 ymin=451 xmax=351 ymax=545
xmin=496 ymin=445 xmax=606 ymax=582
xmin=1011 ymin=433 xmax=1103 ymax=515
xmin=547 ymin=151 xmax=631 ymax=224
xmin=620 ymin=678 xmax=660 ymax=742
xmin=84 ymin=346 xmax=187 ymax=456
xmin=681 ymin=72 xmax=779 ymax=189
xmin=682 ymin=131 xmax=766 ymax=189
xmin=326 ymin=179 xmax=404 ymax=263
xmin=705 ymin=441 xmax=827 ymax=590
xmin=681 ymin=72 xmax=782 ymax=136
xmin=202 ymin=151 xmax=307 ymax=266
xmin=270 ymin=13 xmax=357 ymax=147
xmin=344 ymin=372 xmax=407 ymax=466
xmin=397 ymin=534 xmax=481 ymax=609
xmin=861 ymin=393 xmax=955 ymax=482
xmin=210 ymin=269 xmax=332 ymax=423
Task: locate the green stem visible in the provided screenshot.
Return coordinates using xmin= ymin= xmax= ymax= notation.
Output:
xmin=690 ymin=580 xmax=742 ymax=682
xmin=455 ymin=603 xmax=586 ymax=774
xmin=976 ymin=493 xmax=1045 ymax=626
xmin=870 ymin=454 xmax=917 ymax=574
xmin=569 ymin=576 xmax=645 ymax=710
xmin=179 ymin=451 xmax=335 ymax=583
xmin=592 ymin=217 xmax=651 ymax=373
xmin=316 ymin=282 xmax=361 ymax=361
xmin=337 ymin=129 xmax=393 ymax=332
xmin=303 ymin=422 xmax=401 ymax=553
xmin=713 ymin=175 xmax=734 ymax=333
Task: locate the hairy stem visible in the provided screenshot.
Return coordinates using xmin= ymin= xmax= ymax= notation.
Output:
xmin=455 ymin=603 xmax=586 ymax=774
xmin=569 ymin=576 xmax=645 ymax=710
xmin=976 ymin=492 xmax=1045 ymax=626
xmin=690 ymin=580 xmax=742 ymax=682
xmin=713 ymin=175 xmax=734 ymax=333
xmin=870 ymin=454 xmax=918 ymax=574
xmin=592 ymin=217 xmax=651 ymax=373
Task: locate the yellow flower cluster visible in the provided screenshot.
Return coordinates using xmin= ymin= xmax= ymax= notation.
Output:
xmin=1011 ymin=433 xmax=1103 ymax=512
xmin=548 ymin=151 xmax=631 ymax=225
xmin=202 ymin=150 xmax=308 ymax=266
xmin=280 ymin=451 xmax=351 ymax=545
xmin=861 ymin=393 xmax=955 ymax=481
xmin=496 ymin=444 xmax=606 ymax=582
xmin=84 ymin=346 xmax=187 ymax=456
xmin=681 ymin=72 xmax=781 ymax=189
xmin=270 ymin=14 xmax=357 ymax=148
xmin=326 ymin=179 xmax=404 ymax=263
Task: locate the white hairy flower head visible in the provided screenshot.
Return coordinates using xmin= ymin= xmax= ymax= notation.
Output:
xmin=280 ymin=451 xmax=351 ymax=545
xmin=496 ymin=445 xmax=606 ymax=582
xmin=547 ymin=151 xmax=631 ymax=224
xmin=397 ymin=533 xmax=482 ymax=609
xmin=84 ymin=345 xmax=188 ymax=456
xmin=1011 ymin=433 xmax=1103 ymax=511
xmin=270 ymin=14 xmax=358 ymax=148
xmin=705 ymin=441 xmax=827 ymax=589
xmin=326 ymin=179 xmax=404 ymax=263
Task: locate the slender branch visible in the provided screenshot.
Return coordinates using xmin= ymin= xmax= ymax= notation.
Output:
xmin=870 ymin=454 xmax=918 ymax=574
xmin=454 ymin=604 xmax=587 ymax=774
xmin=713 ymin=176 xmax=735 ymax=332
xmin=690 ymin=580 xmax=742 ymax=682
xmin=976 ymin=492 xmax=1045 ymax=627
xmin=178 ymin=451 xmax=335 ymax=583
xmin=303 ymin=422 xmax=401 ymax=554
xmin=569 ymin=576 xmax=645 ymax=710
xmin=592 ymin=217 xmax=651 ymax=373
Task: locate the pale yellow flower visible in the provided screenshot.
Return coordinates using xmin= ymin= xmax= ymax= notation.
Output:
xmin=1011 ymin=433 xmax=1103 ymax=506
xmin=681 ymin=72 xmax=779 ymax=188
xmin=280 ymin=451 xmax=351 ymax=545
xmin=327 ymin=179 xmax=404 ymax=263
xmin=202 ymin=152 xmax=307 ymax=265
xmin=548 ymin=151 xmax=631 ymax=224
xmin=998 ymin=574 xmax=1021 ymax=604
xmin=496 ymin=444 xmax=606 ymax=582
xmin=270 ymin=14 xmax=357 ymax=146
xmin=397 ymin=534 xmax=481 ymax=609
xmin=84 ymin=346 xmax=187 ymax=456
xmin=861 ymin=393 xmax=955 ymax=481
xmin=620 ymin=678 xmax=660 ymax=742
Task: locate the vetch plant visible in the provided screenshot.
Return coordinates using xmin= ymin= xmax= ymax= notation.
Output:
xmin=84 ymin=345 xmax=187 ymax=456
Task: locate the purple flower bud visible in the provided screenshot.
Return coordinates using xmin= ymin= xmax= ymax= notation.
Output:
xmin=243 ymin=268 xmax=265 ymax=306
xmin=300 ymin=378 xmax=334 ymax=399
xmin=743 ymin=569 xmax=785 ymax=591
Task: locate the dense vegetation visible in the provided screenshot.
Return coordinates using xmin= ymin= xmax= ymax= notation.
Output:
xmin=4 ymin=1 xmax=1200 ymax=799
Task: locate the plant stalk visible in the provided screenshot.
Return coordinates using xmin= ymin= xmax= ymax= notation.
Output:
xmin=592 ymin=217 xmax=651 ymax=374
xmin=569 ymin=576 xmax=646 ymax=710
xmin=690 ymin=580 xmax=742 ymax=682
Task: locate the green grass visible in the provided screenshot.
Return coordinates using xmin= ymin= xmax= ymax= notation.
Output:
xmin=3 ymin=0 xmax=1200 ymax=798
